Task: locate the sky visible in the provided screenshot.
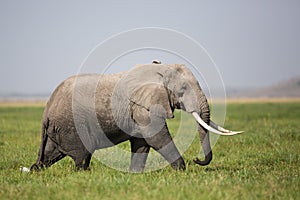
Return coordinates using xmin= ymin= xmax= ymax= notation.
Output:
xmin=0 ymin=0 xmax=299 ymax=95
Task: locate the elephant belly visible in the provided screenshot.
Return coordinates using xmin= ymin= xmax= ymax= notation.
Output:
xmin=95 ymin=112 xmax=131 ymax=147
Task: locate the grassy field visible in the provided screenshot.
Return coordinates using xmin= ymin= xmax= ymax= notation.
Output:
xmin=0 ymin=101 xmax=299 ymax=199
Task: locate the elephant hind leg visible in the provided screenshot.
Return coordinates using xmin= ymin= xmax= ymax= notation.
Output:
xmin=30 ymin=135 xmax=66 ymax=171
xmin=130 ymin=138 xmax=150 ymax=173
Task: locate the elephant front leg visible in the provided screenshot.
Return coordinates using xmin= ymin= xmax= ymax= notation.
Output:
xmin=129 ymin=138 xmax=150 ymax=173
xmin=145 ymin=124 xmax=186 ymax=171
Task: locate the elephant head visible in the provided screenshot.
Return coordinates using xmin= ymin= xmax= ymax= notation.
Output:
xmin=112 ymin=63 xmax=242 ymax=167
xmin=161 ymin=64 xmax=213 ymax=165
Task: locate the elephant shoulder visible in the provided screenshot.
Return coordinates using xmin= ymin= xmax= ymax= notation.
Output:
xmin=130 ymin=84 xmax=174 ymax=120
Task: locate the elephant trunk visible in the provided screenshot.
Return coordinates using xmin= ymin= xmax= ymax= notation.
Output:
xmin=193 ymin=91 xmax=213 ymax=166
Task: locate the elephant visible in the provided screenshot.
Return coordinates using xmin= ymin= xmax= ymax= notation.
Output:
xmin=30 ymin=61 xmax=241 ymax=172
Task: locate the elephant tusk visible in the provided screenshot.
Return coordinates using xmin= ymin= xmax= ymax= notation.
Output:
xmin=210 ymin=120 xmax=244 ymax=135
xmin=192 ymin=112 xmax=243 ymax=136
xmin=210 ymin=120 xmax=231 ymax=133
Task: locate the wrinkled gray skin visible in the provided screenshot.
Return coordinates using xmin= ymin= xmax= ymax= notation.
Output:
xmin=31 ymin=64 xmax=212 ymax=172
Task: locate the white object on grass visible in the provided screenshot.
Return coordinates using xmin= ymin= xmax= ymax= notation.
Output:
xmin=20 ymin=166 xmax=30 ymax=173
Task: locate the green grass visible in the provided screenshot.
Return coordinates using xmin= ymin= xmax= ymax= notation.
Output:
xmin=0 ymin=102 xmax=299 ymax=199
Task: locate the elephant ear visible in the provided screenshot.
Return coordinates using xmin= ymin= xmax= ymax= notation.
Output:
xmin=130 ymin=84 xmax=174 ymax=126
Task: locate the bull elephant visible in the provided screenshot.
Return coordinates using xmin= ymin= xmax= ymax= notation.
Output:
xmin=30 ymin=62 xmax=241 ymax=172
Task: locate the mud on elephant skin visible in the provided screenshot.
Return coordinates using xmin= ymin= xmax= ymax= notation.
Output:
xmin=30 ymin=62 xmax=242 ymax=172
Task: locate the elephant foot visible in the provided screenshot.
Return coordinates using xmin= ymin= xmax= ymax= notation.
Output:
xmin=73 ymin=153 xmax=92 ymax=171
xmin=129 ymin=164 xmax=146 ymax=173
xmin=30 ymin=162 xmax=44 ymax=171
xmin=171 ymin=158 xmax=186 ymax=171
xmin=75 ymin=166 xmax=91 ymax=171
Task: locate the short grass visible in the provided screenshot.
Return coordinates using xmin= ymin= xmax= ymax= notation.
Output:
xmin=0 ymin=102 xmax=299 ymax=199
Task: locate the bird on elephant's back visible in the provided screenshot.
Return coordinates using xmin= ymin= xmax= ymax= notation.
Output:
xmin=29 ymin=61 xmax=242 ymax=173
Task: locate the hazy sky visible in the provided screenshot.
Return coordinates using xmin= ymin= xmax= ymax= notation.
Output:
xmin=0 ymin=0 xmax=299 ymax=95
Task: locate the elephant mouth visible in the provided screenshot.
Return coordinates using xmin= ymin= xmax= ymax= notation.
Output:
xmin=179 ymin=102 xmax=185 ymax=110
xmin=191 ymin=112 xmax=243 ymax=136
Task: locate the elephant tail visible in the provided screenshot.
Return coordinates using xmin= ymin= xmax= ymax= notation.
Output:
xmin=30 ymin=117 xmax=49 ymax=170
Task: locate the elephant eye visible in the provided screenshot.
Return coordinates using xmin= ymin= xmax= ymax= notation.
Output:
xmin=178 ymin=89 xmax=185 ymax=97
xmin=181 ymin=82 xmax=188 ymax=90
xmin=177 ymin=84 xmax=187 ymax=97
xmin=178 ymin=91 xmax=184 ymax=97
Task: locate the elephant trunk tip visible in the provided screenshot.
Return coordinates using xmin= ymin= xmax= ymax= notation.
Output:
xmin=193 ymin=151 xmax=212 ymax=166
